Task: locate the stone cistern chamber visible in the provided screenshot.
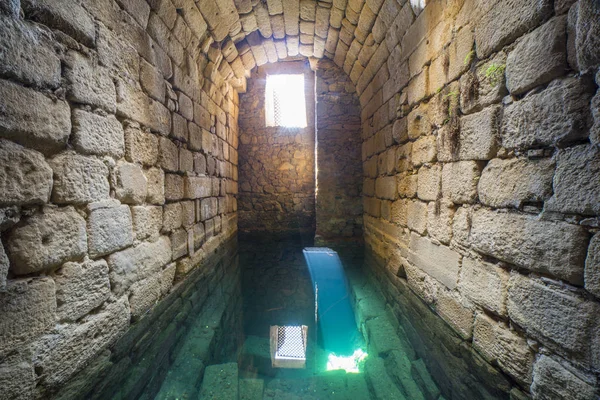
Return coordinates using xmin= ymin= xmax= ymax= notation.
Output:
xmin=0 ymin=0 xmax=599 ymax=398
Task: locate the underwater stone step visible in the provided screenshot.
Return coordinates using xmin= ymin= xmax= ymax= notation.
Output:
xmin=239 ymin=378 xmax=264 ymax=400
xmin=411 ymin=359 xmax=441 ymax=400
xmin=198 ymin=363 xmax=239 ymax=399
xmin=365 ymin=316 xmax=407 ymax=355
xmin=385 ymin=350 xmax=426 ymax=400
xmin=365 ymin=356 xmax=407 ymax=400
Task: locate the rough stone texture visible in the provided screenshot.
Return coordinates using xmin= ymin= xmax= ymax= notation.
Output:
xmin=0 ymin=352 xmax=36 ymax=400
xmin=585 ymin=233 xmax=600 ymax=298
xmin=473 ymin=313 xmax=534 ymax=386
xmin=33 ymin=299 xmax=130 ymax=389
xmin=505 ymin=16 xmax=568 ymax=95
xmin=72 ymin=110 xmax=125 ymax=158
xmin=436 ymin=290 xmax=474 ymax=340
xmin=129 ymin=274 xmax=161 ymax=320
xmin=507 ymin=273 xmax=597 ymax=356
xmin=0 ymin=241 xmax=7 ymax=291
xmin=406 ymin=200 xmax=428 ymax=235
xmin=106 ymin=236 xmax=172 ymax=295
xmin=54 ymin=259 xmax=111 ymax=322
xmin=470 ymin=209 xmax=588 ymax=285
xmin=417 ymin=165 xmax=441 ymax=202
xmin=546 ymin=145 xmax=600 ymax=216
xmin=87 ymin=201 xmax=133 ymax=258
xmin=124 ymin=125 xmax=159 ymax=166
xmin=0 ymin=79 xmax=71 ymax=155
xmin=50 ymin=153 xmax=110 ymax=205
xmin=478 ymin=157 xmax=555 ymax=209
xmin=131 ymin=206 xmax=162 ymax=241
xmin=501 ymin=77 xmax=594 ymax=150
xmin=530 ymin=355 xmax=597 ymax=400
xmin=441 ymin=161 xmax=482 ymax=204
xmin=0 ymin=277 xmax=56 ymax=357
xmin=443 ymin=106 xmax=502 ymax=162
xmin=145 ymin=167 xmax=165 ymax=205
xmin=460 ymin=257 xmax=509 ymax=316
xmin=112 ymin=161 xmax=148 ymax=205
xmin=426 ymin=201 xmax=453 ymax=245
xmin=570 ymin=0 xmax=600 ymax=72
xmin=0 ymin=139 xmax=53 ymax=206
xmin=6 ymin=207 xmax=87 ymax=275
xmin=407 ymin=232 xmax=461 ymax=290
xmin=64 ymin=51 xmax=116 ymax=113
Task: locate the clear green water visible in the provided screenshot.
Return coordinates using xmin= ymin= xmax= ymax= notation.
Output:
xmin=62 ymin=234 xmax=515 ymax=399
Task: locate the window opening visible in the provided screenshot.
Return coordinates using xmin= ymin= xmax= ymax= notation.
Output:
xmin=265 ymin=74 xmax=307 ymax=128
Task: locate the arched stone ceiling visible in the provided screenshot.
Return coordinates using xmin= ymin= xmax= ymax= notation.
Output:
xmin=184 ymin=0 xmax=432 ymax=96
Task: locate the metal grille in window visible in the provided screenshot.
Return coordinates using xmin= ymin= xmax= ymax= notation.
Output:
xmin=273 ymin=89 xmax=283 ymax=126
xmin=276 ymin=326 xmax=306 ymax=359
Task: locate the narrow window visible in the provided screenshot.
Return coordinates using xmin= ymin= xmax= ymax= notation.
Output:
xmin=265 ymin=74 xmax=307 ymax=128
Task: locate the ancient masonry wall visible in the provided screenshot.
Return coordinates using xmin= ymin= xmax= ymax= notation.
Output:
xmin=0 ymin=1 xmax=239 ymax=398
xmin=238 ymin=61 xmax=317 ymax=234
xmin=358 ymin=0 xmax=600 ymax=398
xmin=315 ymin=59 xmax=363 ymax=241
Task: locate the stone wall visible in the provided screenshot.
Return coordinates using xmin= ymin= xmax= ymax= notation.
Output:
xmin=357 ymin=0 xmax=600 ymax=398
xmin=0 ymin=1 xmax=239 ymax=398
xmin=238 ymin=61 xmax=317 ymax=234
xmin=315 ymin=59 xmax=363 ymax=241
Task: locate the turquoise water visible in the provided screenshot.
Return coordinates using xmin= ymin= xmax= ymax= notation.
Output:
xmin=57 ymin=234 xmax=515 ymax=399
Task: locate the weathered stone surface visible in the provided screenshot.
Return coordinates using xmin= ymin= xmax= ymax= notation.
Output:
xmin=165 ymin=174 xmax=184 ymax=202
xmin=112 ymin=161 xmax=148 ymax=205
xmin=200 ymin=198 xmax=218 ymax=221
xmin=473 ymin=313 xmax=534 ymax=385
xmin=184 ymin=176 xmax=213 ymax=199
xmin=0 ymin=241 xmax=7 ymax=290
xmin=145 ymin=167 xmax=165 ymax=205
xmin=54 ymin=259 xmax=110 ymax=322
xmin=530 ymin=355 xmax=597 ymax=400
xmin=411 ymin=135 xmax=436 ymax=166
xmin=441 ymin=161 xmax=482 ymax=204
xmin=65 ymin=51 xmax=116 ymax=112
xmin=0 ymin=277 xmax=56 ymax=357
xmin=406 ymin=200 xmax=428 ymax=235
xmin=171 ymin=229 xmax=188 ymax=260
xmin=501 ymin=77 xmax=594 ymax=150
xmin=460 ymin=258 xmax=509 ymax=316
xmin=375 ymin=176 xmax=397 ymax=200
xmin=162 ymin=203 xmax=182 ymax=233
xmin=508 ymin=273 xmax=596 ymax=356
xmin=585 ymin=233 xmax=600 ymax=298
xmin=441 ymin=106 xmax=500 ymax=162
xmin=506 ymin=16 xmax=568 ymax=95
xmin=478 ymin=157 xmax=555 ymax=208
xmin=571 ymin=0 xmax=600 ymax=72
xmin=159 ymin=136 xmax=179 ymax=172
xmin=546 ymin=145 xmax=600 ymax=216
xmin=106 ymin=236 xmax=171 ymax=295
xmin=407 ymin=232 xmax=461 ymax=290
xmin=129 ymin=274 xmax=161 ymax=321
xmin=471 ymin=209 xmax=588 ymax=284
xmin=0 ymin=352 xmax=35 ymax=400
xmin=0 ymin=79 xmax=71 ymax=155
xmin=116 ymin=79 xmax=171 ymax=137
xmin=87 ymin=201 xmax=133 ymax=258
xmin=131 ymin=206 xmax=162 ymax=241
xmin=33 ymin=299 xmax=130 ymax=389
xmin=475 ymin=0 xmax=552 ymax=58
xmin=426 ymin=201 xmax=453 ymax=245
xmin=0 ymin=17 xmax=61 ymax=88
xmin=72 ymin=109 xmax=125 ymax=158
xmin=6 ymin=207 xmax=87 ymax=275
xmin=50 ymin=153 xmax=110 ymax=205
xmin=124 ymin=125 xmax=159 ymax=166
xmin=417 ymin=164 xmax=441 ymax=202
xmin=459 ymin=53 xmax=508 ymax=115
xmin=0 ymin=139 xmax=52 ymax=206
xmin=140 ymin=57 xmax=165 ymax=103
xmin=22 ymin=0 xmax=95 ymax=47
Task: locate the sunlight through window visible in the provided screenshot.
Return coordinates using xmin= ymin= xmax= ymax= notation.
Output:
xmin=265 ymin=74 xmax=307 ymax=128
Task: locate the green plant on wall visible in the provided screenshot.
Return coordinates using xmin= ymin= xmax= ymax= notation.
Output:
xmin=463 ymin=50 xmax=475 ymax=66
xmin=485 ymin=63 xmax=505 ymax=87
xmin=445 ymin=90 xmax=460 ymax=118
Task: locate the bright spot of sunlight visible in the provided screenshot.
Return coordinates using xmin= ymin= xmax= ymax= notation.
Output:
xmin=265 ymin=74 xmax=307 ymax=128
xmin=326 ymin=349 xmax=368 ymax=373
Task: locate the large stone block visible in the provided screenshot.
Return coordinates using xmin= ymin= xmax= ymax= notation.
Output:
xmin=65 ymin=51 xmax=116 ymax=113
xmin=54 ymin=259 xmax=110 ymax=322
xmin=478 ymin=157 xmax=555 ymax=208
xmin=50 ymin=152 xmax=110 ymax=204
xmin=159 ymin=136 xmax=179 ymax=172
xmin=184 ymin=176 xmax=213 ymax=199
xmin=162 ymin=203 xmax=182 ymax=233
xmin=145 ymin=167 xmax=165 ymax=205
xmin=33 ymin=298 xmax=130 ymax=389
xmin=0 ymin=277 xmax=56 ymax=357
xmin=407 ymin=232 xmax=461 ymax=290
xmin=411 ymin=135 xmax=436 ymax=166
xmin=570 ymin=0 xmax=600 ymax=72
xmin=508 ymin=273 xmax=597 ymax=356
xmin=140 ymin=56 xmax=165 ymax=104
xmin=441 ymin=161 xmax=482 ymax=204
xmin=131 ymin=205 xmax=162 ymax=241
xmin=546 ymin=145 xmax=600 ymax=216
xmin=473 ymin=313 xmax=534 ymax=386
xmin=0 ymin=139 xmax=52 ymax=207
xmin=585 ymin=233 xmax=600 ymax=298
xmin=6 ymin=207 xmax=87 ymax=275
xmin=460 ymin=257 xmax=509 ymax=316
xmin=124 ymin=125 xmax=159 ymax=166
xmin=87 ymin=201 xmax=133 ymax=258
xmin=474 ymin=0 xmax=552 ymax=58
xmin=22 ymin=0 xmax=95 ymax=47
xmin=501 ymin=77 xmax=594 ymax=150
xmin=0 ymin=352 xmax=35 ymax=400
xmin=112 ymin=161 xmax=148 ymax=205
xmin=506 ymin=16 xmax=568 ymax=95
xmin=459 ymin=52 xmax=508 ymax=115
xmin=471 ymin=209 xmax=588 ymax=284
xmin=72 ymin=109 xmax=124 ymax=158
xmin=106 ymin=236 xmax=171 ymax=295
xmin=129 ymin=274 xmax=161 ymax=321
xmin=0 ymin=79 xmax=71 ymax=155
xmin=375 ymin=176 xmax=397 ymax=200
xmin=530 ymin=355 xmax=597 ymax=400
xmin=426 ymin=200 xmax=453 ymax=245
xmin=0 ymin=17 xmax=61 ymax=88
xmin=406 ymin=200 xmax=428 ymax=235
xmin=200 ymin=197 xmax=218 ymax=221
xmin=417 ymin=164 xmax=441 ymax=201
